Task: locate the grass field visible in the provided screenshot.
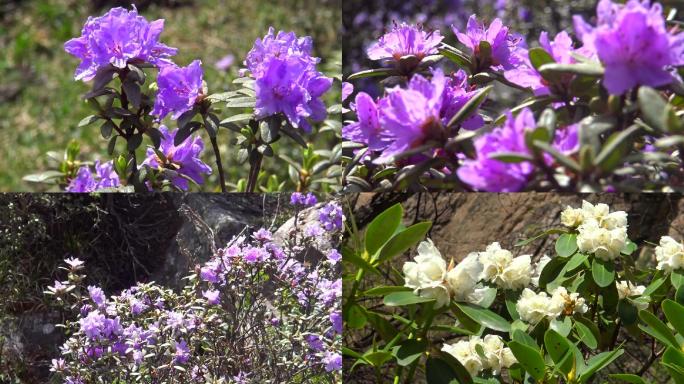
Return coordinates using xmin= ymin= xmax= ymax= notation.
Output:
xmin=0 ymin=0 xmax=341 ymax=191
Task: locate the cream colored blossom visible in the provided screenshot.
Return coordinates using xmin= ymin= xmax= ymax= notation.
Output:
xmin=560 ymin=206 xmax=584 ymax=227
xmin=516 ymin=288 xmax=562 ymax=324
xmin=445 ymin=252 xmax=483 ymax=302
xmin=576 ymin=220 xmax=627 ymax=261
xmin=616 ymin=280 xmax=646 ymax=299
xmin=441 ymin=338 xmax=484 ymax=376
xmin=402 ymin=239 xmax=450 ymax=308
xmin=478 ymin=242 xmax=532 ymax=290
xmin=531 ymin=255 xmax=551 ymax=287
xmin=550 ymin=286 xmax=588 ymax=315
xmin=482 ymin=335 xmax=517 ymax=375
xmin=655 ymin=236 xmax=684 ymax=272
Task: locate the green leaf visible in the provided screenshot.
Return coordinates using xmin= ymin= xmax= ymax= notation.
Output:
xmin=574 ymin=321 xmax=598 ymax=349
xmin=489 ymin=152 xmax=535 ymax=163
xmin=383 ymin=291 xmax=435 ymax=306
xmin=438 ymin=46 xmax=472 ymax=68
xmin=544 ymin=329 xmax=574 ymax=376
xmin=565 ymin=253 xmax=589 ymax=272
xmin=555 ymin=234 xmax=578 ymax=257
xmin=363 ymin=350 xmax=393 ymax=367
xmin=532 ymin=140 xmax=582 ymax=172
xmin=643 ymin=273 xmax=667 ymax=296
xmin=579 ymin=349 xmax=624 ymax=383
xmin=365 ymin=203 xmax=403 ymax=256
xmin=508 ymin=341 xmax=546 ymax=381
xmin=22 ymin=170 xmax=64 ymax=183
xmin=376 ymin=222 xmax=432 ymax=264
xmin=592 ymin=258 xmax=615 ymax=288
xmin=538 ymin=256 xmax=567 ymax=289
xmin=638 ymin=86 xmax=672 ymax=133
xmin=346 ymin=304 xmax=367 ymax=329
xmin=638 ymin=309 xmax=680 ymax=349
xmin=362 ymin=286 xmax=412 ymax=297
xmin=78 ymin=114 xmax=100 ymax=127
xmin=662 ymin=299 xmax=684 ymax=337
xmin=446 ymin=85 xmax=491 ymax=128
xmin=529 ymin=47 xmax=556 ymax=70
xmin=618 ymin=300 xmax=639 ymax=326
xmin=594 ymin=124 xmax=642 ymax=172
xmin=454 ymin=303 xmax=511 ymax=332
xmin=538 ymin=62 xmax=604 ymax=77
xmin=608 ymin=374 xmax=648 ymax=384
xmin=428 ymin=354 xmax=473 ymax=384
xmin=672 ymin=271 xmax=684 ymax=289
xmin=347 ymin=68 xmax=398 ymax=80
xmin=394 ymin=339 xmax=427 ymax=366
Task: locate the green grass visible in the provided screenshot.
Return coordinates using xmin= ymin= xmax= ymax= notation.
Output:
xmin=0 ymin=0 xmax=341 ymax=191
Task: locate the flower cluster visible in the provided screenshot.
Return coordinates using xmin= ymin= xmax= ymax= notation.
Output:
xmin=655 ymin=236 xmax=684 ymax=272
xmin=516 ymin=286 xmax=588 ymax=325
xmin=246 ymin=27 xmax=332 ymax=131
xmin=441 ymin=335 xmax=516 ymax=377
xmin=46 ymin=196 xmax=342 ymax=383
xmin=64 ymin=6 xmax=177 ymax=81
xmin=343 ymin=0 xmax=684 ymax=192
xmin=561 ymin=201 xmax=628 ymax=260
xmin=66 ymin=160 xmax=120 ymax=192
xmin=403 ymin=239 xmax=549 ymax=308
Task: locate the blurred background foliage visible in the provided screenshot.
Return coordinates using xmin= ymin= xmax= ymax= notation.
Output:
xmin=0 ymin=0 xmax=341 ymax=192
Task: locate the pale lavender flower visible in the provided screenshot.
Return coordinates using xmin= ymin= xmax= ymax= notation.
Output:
xmin=290 ymin=192 xmax=318 ymax=206
xmin=174 ymin=340 xmax=190 ymax=364
xmin=50 ymin=358 xmax=66 ymax=372
xmin=141 ymin=126 xmax=212 ymax=190
xmin=66 ymin=160 xmax=120 ymax=192
xmin=326 ymin=249 xmax=342 ymax=265
xmin=88 ymin=286 xmax=106 ymax=307
xmin=64 ymin=257 xmax=85 ymax=270
xmin=202 ymin=289 xmax=220 ymax=305
xmin=330 ymin=311 xmax=342 ymax=334
xmin=214 ymin=54 xmax=235 ymax=71
xmin=64 ymin=6 xmax=177 ymax=81
xmin=322 ymin=351 xmax=342 ymax=372
xmin=318 ymin=202 xmax=343 ymax=231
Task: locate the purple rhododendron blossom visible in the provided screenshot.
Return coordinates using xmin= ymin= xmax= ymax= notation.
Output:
xmin=330 ymin=311 xmax=342 ymax=334
xmin=452 ymin=15 xmax=526 ymax=70
xmin=322 ymin=351 xmax=342 ymax=372
xmin=290 ymin=192 xmax=318 ymax=206
xmin=88 ymin=286 xmax=106 ymax=308
xmin=370 ymin=68 xmax=485 ymax=163
xmin=318 ymin=202 xmax=343 ymax=231
xmin=141 ymin=126 xmax=212 ymax=190
xmin=342 ymin=82 xmax=354 ymax=102
xmin=574 ymin=0 xmax=684 ymax=94
xmin=458 ymin=108 xmax=578 ymax=192
xmin=214 ymin=54 xmax=234 ymax=71
xmin=66 ymin=160 xmax=120 ymax=193
xmin=248 ymin=28 xmax=332 ymax=131
xmin=367 ymin=23 xmax=443 ymax=61
xmin=64 ymin=6 xmax=177 ymax=81
xmin=202 ymin=289 xmax=220 ymax=305
xmin=504 ymin=31 xmax=589 ymax=96
xmin=174 ymin=340 xmax=190 ymax=364
xmin=152 ymin=60 xmax=204 ymax=120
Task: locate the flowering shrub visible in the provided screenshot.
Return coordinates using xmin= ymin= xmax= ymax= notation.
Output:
xmin=343 ymin=200 xmax=684 ymax=382
xmin=342 ymin=0 xmax=684 ymax=192
xmin=46 ymin=197 xmax=343 ymax=383
xmin=25 ymin=6 xmax=341 ymax=193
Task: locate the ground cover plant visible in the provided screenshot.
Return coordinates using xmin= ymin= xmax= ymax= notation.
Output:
xmin=42 ymin=194 xmax=343 ymax=383
xmin=2 ymin=0 xmax=341 ymax=192
xmin=342 ymin=0 xmax=684 ymax=192
xmin=342 ymin=198 xmax=684 ymax=383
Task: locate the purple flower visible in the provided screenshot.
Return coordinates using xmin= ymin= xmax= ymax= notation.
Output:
xmin=504 ymin=31 xmax=588 ymax=96
xmin=80 ymin=311 xmax=106 ymax=340
xmin=290 ymin=192 xmax=318 ymax=206
xmin=305 ymin=334 xmax=325 ymax=352
xmin=166 ymin=311 xmax=184 ymax=330
xmin=317 ymin=278 xmax=341 ymax=307
xmin=457 ymin=108 xmax=576 ymax=192
xmin=50 ymin=358 xmax=66 ymax=372
xmin=248 ymin=28 xmax=332 ymax=131
xmin=202 ymin=289 xmax=220 ymax=305
xmin=246 ymin=27 xmax=317 ymax=78
xmin=318 ymin=202 xmax=343 ymax=232
xmin=452 ymin=15 xmax=526 ymax=71
xmin=152 ymin=60 xmax=204 ymax=120
xmin=342 ymin=82 xmax=354 ymax=102
xmin=64 ymin=6 xmax=177 ymax=81
xmin=330 ymin=311 xmax=342 ymax=334
xmin=369 ymin=69 xmax=484 ymax=163
xmin=130 ymin=299 xmax=147 ymax=315
xmin=367 ymin=23 xmax=443 ymax=62
xmin=243 ymin=246 xmax=269 ymax=264
xmin=322 ymin=351 xmax=342 ymax=372
xmin=214 ymin=54 xmax=235 ymax=71
xmin=200 ymin=259 xmax=222 ymax=283
xmin=342 ymin=92 xmax=388 ymax=151
xmin=88 ymin=286 xmax=106 ymax=307
xmin=326 ymin=249 xmax=342 ymax=265
xmin=66 ymin=160 xmax=120 ymax=192
xmin=252 ymin=228 xmax=273 ymax=242
xmin=174 ymin=340 xmax=190 ymax=364
xmin=141 ymin=126 xmax=212 ymax=190
xmin=574 ymin=0 xmax=682 ymax=94
xmin=65 ymin=377 xmax=85 ymax=384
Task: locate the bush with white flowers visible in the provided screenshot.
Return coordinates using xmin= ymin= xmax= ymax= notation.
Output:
xmin=343 ymin=200 xmax=684 ymax=382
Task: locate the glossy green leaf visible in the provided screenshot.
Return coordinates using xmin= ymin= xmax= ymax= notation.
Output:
xmin=662 ymin=299 xmax=684 ymax=336
xmin=508 ymin=341 xmax=546 ymax=381
xmin=347 ymin=68 xmax=398 ymax=80
xmin=579 ymin=349 xmax=624 ymax=383
xmin=555 ymin=234 xmax=578 ymax=257
xmin=638 ymin=309 xmax=680 ymax=349
xmin=574 ymin=321 xmax=598 ymax=349
xmin=384 ymin=291 xmax=435 ymax=306
xmin=376 ymin=222 xmax=432 ymax=264
xmin=592 ymin=258 xmax=615 ymax=288
xmin=365 ymin=203 xmax=403 ymax=256
xmin=608 ymin=374 xmax=647 ymax=384
xmin=544 ymin=329 xmax=574 ymax=376
xmin=446 ymin=85 xmax=492 ymax=129
xmin=454 ymin=302 xmax=511 ymax=332
xmin=346 ymin=304 xmax=367 ymax=329
xmin=361 ymin=286 xmax=411 ymax=297
xmin=394 ymin=339 xmax=427 ymax=366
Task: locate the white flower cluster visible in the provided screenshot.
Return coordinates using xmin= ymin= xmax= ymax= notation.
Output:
xmin=616 ymin=280 xmax=648 ymax=310
xmin=655 ymin=236 xmax=684 ymax=272
xmin=478 ymin=242 xmax=532 ymax=290
xmin=441 ymin=335 xmax=516 ymax=376
xmin=562 ymin=201 xmax=628 ymax=261
xmin=516 ymin=287 xmax=588 ymax=325
xmin=403 ymin=240 xmax=483 ymax=308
